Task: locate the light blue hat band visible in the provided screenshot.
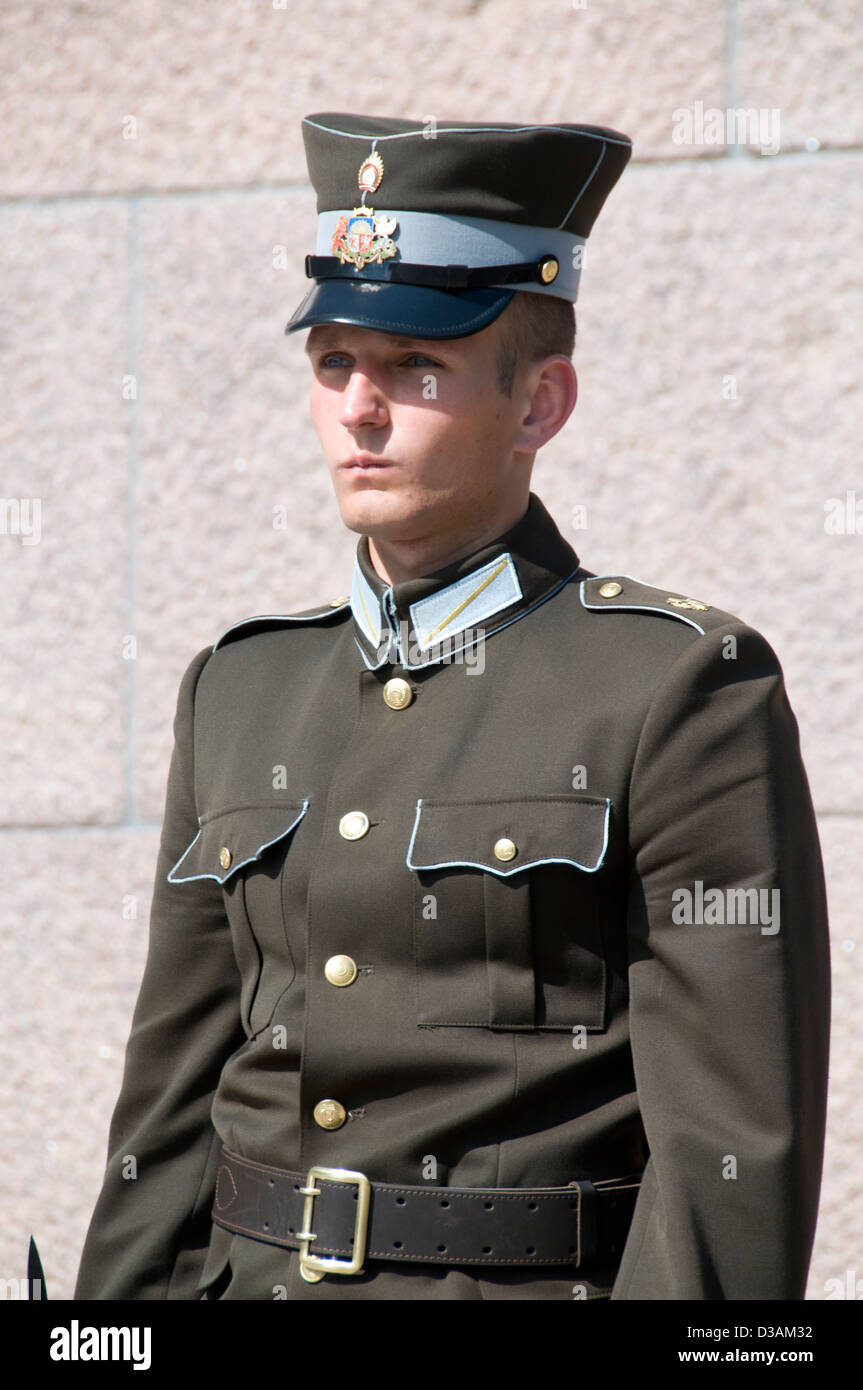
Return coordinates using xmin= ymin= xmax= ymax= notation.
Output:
xmin=317 ymin=209 xmax=585 ymax=301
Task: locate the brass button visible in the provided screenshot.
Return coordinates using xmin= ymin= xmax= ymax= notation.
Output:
xmin=313 ymin=1099 xmax=347 ymax=1131
xmin=539 ymin=256 xmax=559 ymax=284
xmin=329 ymin=595 xmax=349 ymax=607
xmin=383 ymin=677 xmax=413 ymax=710
xmin=339 ymin=811 xmax=370 ymax=841
xmin=324 ymin=954 xmax=358 ymax=987
xmin=494 ymin=837 xmax=518 ymax=862
xmin=219 ymin=847 xmax=232 ymax=870
xmin=598 ymin=581 xmax=623 ymax=598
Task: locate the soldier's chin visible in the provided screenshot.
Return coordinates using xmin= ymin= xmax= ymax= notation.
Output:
xmin=333 ymin=489 xmax=420 ymax=539
xmin=333 ymin=487 xmax=392 ymax=532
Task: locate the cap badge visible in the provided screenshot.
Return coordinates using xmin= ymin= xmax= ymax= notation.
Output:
xmin=357 ymin=151 xmax=384 ymax=195
xmin=331 ymin=207 xmax=398 ymax=268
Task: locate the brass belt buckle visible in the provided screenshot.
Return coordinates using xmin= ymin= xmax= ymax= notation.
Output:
xmin=297 ymin=1166 xmax=371 ymax=1283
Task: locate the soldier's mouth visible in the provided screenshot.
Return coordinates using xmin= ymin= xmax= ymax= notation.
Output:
xmin=341 ymin=456 xmax=393 ymax=471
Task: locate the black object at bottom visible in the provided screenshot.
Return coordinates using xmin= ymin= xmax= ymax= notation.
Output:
xmin=28 ymin=1235 xmax=48 ymax=1299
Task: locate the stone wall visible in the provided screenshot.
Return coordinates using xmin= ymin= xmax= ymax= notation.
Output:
xmin=1 ymin=0 xmax=860 ymax=1300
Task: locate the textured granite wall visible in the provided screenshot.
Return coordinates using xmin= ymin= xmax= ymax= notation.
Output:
xmin=1 ymin=0 xmax=860 ymax=1300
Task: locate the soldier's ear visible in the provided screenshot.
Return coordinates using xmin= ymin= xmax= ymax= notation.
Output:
xmin=514 ymin=356 xmax=577 ymax=454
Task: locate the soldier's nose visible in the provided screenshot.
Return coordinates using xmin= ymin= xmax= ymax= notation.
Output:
xmin=339 ymin=371 xmax=388 ymax=429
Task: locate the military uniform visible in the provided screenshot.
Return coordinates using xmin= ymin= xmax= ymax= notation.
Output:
xmin=75 ymin=116 xmax=830 ymax=1301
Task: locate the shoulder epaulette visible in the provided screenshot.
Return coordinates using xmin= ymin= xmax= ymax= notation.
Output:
xmin=579 ymin=574 xmax=738 ymax=636
xmin=212 ymin=595 xmax=351 ymax=652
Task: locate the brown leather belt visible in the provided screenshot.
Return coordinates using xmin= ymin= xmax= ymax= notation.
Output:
xmin=212 ymin=1145 xmax=641 ymax=1281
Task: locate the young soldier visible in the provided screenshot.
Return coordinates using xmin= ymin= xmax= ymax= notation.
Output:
xmin=75 ymin=114 xmax=830 ymax=1301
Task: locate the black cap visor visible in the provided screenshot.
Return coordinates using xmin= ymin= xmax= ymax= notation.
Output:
xmin=285 ymin=278 xmax=514 ymax=340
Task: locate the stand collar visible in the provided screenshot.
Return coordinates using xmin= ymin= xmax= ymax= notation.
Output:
xmin=349 ymin=493 xmax=581 ymax=670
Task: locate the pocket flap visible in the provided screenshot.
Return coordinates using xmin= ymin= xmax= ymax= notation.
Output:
xmin=167 ymin=800 xmax=309 ymax=885
xmin=406 ymin=795 xmax=610 ymax=877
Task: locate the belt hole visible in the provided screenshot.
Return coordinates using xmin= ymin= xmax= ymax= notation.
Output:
xmin=440 ymin=1200 xmax=449 ymax=1208
xmin=396 ymin=1197 xmax=406 ymax=1205
xmin=568 ymin=1245 xmax=577 ymax=1255
xmin=528 ymin=1202 xmax=537 ymax=1211
xmin=484 ymin=1201 xmax=494 ymax=1210
xmin=482 ymin=1246 xmax=492 ymax=1254
xmin=393 ymin=1240 xmax=403 ymax=1249
xmin=268 ymin=1179 xmax=274 ymax=1188
xmin=263 ymin=1222 xmax=269 ymax=1230
xmin=437 ymin=1244 xmax=447 ymax=1253
xmin=526 ymin=1246 xmax=535 ymax=1255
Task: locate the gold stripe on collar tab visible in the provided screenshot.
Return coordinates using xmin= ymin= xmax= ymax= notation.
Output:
xmin=355 ymin=579 xmax=378 ymax=641
xmin=420 ymin=557 xmax=510 ymax=646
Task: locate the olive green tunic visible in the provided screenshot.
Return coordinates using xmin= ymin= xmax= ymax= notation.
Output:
xmin=75 ymin=493 xmax=830 ymax=1300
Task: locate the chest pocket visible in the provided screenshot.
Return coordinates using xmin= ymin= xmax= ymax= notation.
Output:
xmin=168 ymin=800 xmax=309 ymax=1038
xmin=407 ymin=795 xmax=610 ymax=1032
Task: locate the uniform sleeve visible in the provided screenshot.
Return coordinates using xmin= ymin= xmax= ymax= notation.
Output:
xmin=611 ymin=622 xmax=830 ymax=1300
xmin=75 ymin=645 xmax=247 ymax=1300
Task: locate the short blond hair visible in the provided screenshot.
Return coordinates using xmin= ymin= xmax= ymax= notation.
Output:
xmin=494 ymin=292 xmax=576 ymax=397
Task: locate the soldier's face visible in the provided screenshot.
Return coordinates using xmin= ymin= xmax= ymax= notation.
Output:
xmin=304 ymin=318 xmax=534 ymax=547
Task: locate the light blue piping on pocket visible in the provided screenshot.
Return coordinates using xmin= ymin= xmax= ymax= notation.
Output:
xmin=404 ymin=796 xmax=611 ymax=879
xmin=167 ymin=799 xmax=310 ymax=885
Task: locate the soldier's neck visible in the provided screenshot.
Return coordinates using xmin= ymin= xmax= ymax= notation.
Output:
xmin=367 ymin=501 xmax=530 ymax=586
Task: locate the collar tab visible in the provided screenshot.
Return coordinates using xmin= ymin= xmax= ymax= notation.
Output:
xmin=348 ymin=494 xmax=579 ymax=670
